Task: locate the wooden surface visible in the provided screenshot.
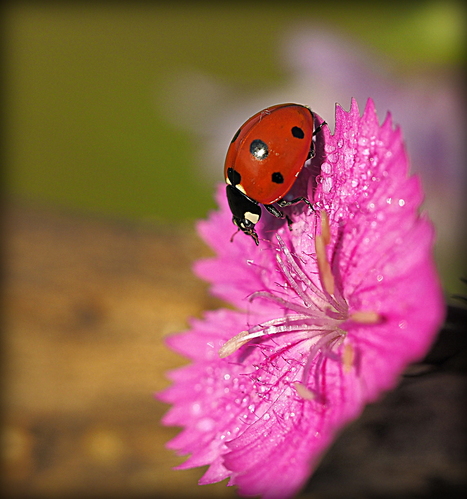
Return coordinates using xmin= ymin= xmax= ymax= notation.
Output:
xmin=2 ymin=203 xmax=232 ymax=498
xmin=2 ymin=203 xmax=466 ymax=498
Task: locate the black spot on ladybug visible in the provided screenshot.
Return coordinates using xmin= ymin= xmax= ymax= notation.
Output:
xmin=227 ymin=167 xmax=241 ymax=186
xmin=250 ymin=139 xmax=269 ymax=160
xmin=231 ymin=127 xmax=241 ymax=143
xmin=291 ymin=126 xmax=305 ymax=139
xmin=271 ymin=172 xmax=284 ymax=184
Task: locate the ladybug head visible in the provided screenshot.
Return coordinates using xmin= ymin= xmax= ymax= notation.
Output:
xmin=226 ymin=185 xmax=261 ymax=246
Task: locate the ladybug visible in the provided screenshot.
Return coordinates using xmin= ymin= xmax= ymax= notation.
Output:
xmin=225 ymin=103 xmax=325 ymax=245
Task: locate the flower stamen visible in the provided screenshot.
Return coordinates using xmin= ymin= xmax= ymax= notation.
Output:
xmin=219 ymin=216 xmax=354 ymax=402
xmin=342 ymin=343 xmax=355 ymax=373
xmin=294 ymin=382 xmax=315 ymax=400
xmin=320 ymin=210 xmax=331 ymax=246
xmin=350 ymin=311 xmax=381 ymax=324
xmin=316 ymin=211 xmax=335 ymax=296
xmin=219 ymin=330 xmax=251 ymax=358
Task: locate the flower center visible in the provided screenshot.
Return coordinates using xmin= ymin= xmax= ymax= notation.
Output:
xmin=219 ymin=210 xmax=380 ymax=399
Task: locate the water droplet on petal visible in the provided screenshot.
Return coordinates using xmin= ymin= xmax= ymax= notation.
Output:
xmin=323 ymin=177 xmax=333 ymax=193
xmin=197 ymin=417 xmax=215 ymax=432
xmin=191 ymin=402 xmax=201 ymax=415
xmin=358 ymin=137 xmax=368 ymax=146
xmin=321 ymin=162 xmax=332 ymax=174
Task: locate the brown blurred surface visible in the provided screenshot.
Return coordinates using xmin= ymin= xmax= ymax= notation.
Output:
xmin=2 ymin=203 xmax=233 ymax=498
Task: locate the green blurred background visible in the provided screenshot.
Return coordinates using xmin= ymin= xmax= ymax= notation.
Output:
xmin=4 ymin=0 xmax=465 ymax=287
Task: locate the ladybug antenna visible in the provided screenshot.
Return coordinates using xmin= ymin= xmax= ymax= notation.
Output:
xmin=230 ymin=228 xmax=241 ymax=243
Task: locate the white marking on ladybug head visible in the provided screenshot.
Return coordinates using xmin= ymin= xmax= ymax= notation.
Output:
xmin=226 ymin=177 xmax=231 ymax=185
xmin=245 ymin=211 xmax=260 ymax=224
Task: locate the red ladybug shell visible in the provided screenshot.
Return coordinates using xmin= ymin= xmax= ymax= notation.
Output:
xmin=224 ymin=103 xmax=314 ymax=205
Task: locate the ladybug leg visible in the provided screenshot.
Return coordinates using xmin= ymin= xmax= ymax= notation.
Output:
xmin=277 ymin=197 xmax=314 ymax=211
xmin=264 ymin=203 xmax=305 ymax=232
xmin=309 ymin=120 xmax=327 ymax=158
xmin=313 ymin=121 xmax=327 ymax=137
xmin=264 ymin=204 xmax=285 ymax=219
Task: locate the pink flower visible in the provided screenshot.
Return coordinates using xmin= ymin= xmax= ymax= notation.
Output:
xmin=158 ymin=99 xmax=445 ymax=498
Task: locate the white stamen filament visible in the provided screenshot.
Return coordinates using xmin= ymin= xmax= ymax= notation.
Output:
xmin=299 ymin=329 xmax=346 ymax=388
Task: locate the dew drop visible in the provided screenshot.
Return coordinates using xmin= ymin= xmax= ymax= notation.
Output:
xmin=377 ymin=274 xmax=384 ymax=282
xmin=323 ymin=177 xmax=333 ymax=193
xmin=197 ymin=417 xmax=215 ymax=432
xmin=398 ymin=199 xmax=406 ymax=207
xmin=321 ymin=162 xmax=332 ymax=174
xmin=191 ymin=402 xmax=202 ymax=415
xmin=263 ymin=413 xmax=271 ymax=421
xmin=223 ymin=373 xmax=231 ymax=381
xmin=337 ymin=139 xmax=344 ymax=148
xmin=398 ymin=320 xmax=408 ymax=329
xmin=358 ymin=137 xmax=368 ymax=146
xmin=376 ymin=211 xmax=385 ymax=222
